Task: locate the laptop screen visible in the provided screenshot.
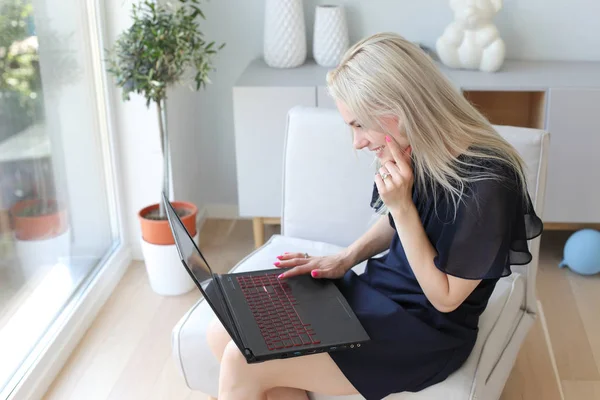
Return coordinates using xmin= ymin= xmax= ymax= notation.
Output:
xmin=163 ymin=196 xmax=236 ymax=340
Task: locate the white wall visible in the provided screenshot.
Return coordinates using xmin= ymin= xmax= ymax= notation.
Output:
xmin=167 ymin=0 xmax=600 ymax=213
xmin=104 ymin=0 xmax=164 ymax=260
xmin=166 ymin=0 xmax=265 ymax=216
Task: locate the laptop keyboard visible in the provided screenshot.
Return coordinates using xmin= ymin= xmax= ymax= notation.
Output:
xmin=237 ymin=273 xmax=321 ymax=351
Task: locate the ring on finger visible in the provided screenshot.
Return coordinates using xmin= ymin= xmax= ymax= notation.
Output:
xmin=304 ymin=252 xmax=309 ymax=259
xmin=380 ymin=172 xmax=390 ymax=180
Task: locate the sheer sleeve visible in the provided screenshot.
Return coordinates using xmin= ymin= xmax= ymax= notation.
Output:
xmin=432 ymin=177 xmax=543 ymax=280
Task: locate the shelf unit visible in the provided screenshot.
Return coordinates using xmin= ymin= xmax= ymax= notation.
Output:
xmin=233 ymin=58 xmax=600 ymax=247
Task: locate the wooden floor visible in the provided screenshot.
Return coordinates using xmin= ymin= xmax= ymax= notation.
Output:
xmin=42 ymin=220 xmax=600 ymax=400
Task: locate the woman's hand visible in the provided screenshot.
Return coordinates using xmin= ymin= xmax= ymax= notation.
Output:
xmin=274 ymin=252 xmax=352 ymax=280
xmin=375 ymin=136 xmax=414 ymax=216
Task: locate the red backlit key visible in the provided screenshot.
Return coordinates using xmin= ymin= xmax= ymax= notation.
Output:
xmin=238 ymin=274 xmax=319 ymax=351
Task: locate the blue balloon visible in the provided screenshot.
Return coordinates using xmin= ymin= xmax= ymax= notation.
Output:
xmin=559 ymin=229 xmax=600 ymax=275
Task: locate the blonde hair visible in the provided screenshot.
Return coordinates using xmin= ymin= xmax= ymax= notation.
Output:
xmin=326 ymin=32 xmax=529 ymax=215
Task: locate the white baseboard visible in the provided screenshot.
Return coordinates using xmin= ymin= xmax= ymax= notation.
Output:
xmin=204 ymin=204 xmax=240 ymax=220
xmin=132 ymin=247 xmax=143 ymax=261
xmin=6 ymin=245 xmax=132 ymax=400
xmin=196 ymin=205 xmax=209 ymax=233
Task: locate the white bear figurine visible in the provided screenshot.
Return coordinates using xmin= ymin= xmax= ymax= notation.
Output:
xmin=436 ymin=0 xmax=506 ymax=72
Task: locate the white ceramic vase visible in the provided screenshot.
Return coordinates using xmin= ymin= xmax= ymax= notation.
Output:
xmin=263 ymin=0 xmax=307 ymax=68
xmin=313 ymin=5 xmax=349 ymax=67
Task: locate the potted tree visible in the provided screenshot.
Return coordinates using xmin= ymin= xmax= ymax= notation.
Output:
xmin=105 ymin=0 xmax=224 ymax=295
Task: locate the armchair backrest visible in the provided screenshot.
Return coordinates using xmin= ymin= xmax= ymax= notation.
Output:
xmin=281 ymin=107 xmax=377 ymax=248
xmin=281 ymin=106 xmax=549 ymax=313
xmin=492 ymin=124 xmax=549 ymax=313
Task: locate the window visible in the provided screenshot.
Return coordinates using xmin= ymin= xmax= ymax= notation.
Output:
xmin=0 ymin=0 xmax=120 ymax=395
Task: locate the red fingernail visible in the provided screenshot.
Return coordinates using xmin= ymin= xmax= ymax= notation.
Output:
xmin=311 ymin=270 xmax=319 ymax=278
xmin=278 ymin=274 xmax=284 ymax=279
xmin=385 ymin=136 xmax=391 ymax=142
xmin=277 ymin=255 xmax=283 ymax=260
xmin=274 ymin=262 xmax=280 ymax=266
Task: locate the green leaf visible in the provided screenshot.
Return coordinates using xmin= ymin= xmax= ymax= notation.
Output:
xmin=192 ymin=5 xmax=205 ymax=19
xmin=104 ymin=0 xmax=225 ymax=108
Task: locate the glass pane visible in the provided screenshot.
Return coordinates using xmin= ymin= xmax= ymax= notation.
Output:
xmin=0 ymin=0 xmax=116 ymax=392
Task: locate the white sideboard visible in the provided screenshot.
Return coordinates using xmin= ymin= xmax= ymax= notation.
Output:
xmin=233 ymin=58 xmax=600 ymax=247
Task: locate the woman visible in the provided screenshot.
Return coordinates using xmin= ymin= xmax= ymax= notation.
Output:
xmin=207 ymin=32 xmax=542 ymax=400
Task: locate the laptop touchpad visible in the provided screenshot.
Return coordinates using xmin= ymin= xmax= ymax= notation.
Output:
xmin=295 ymin=296 xmax=352 ymax=323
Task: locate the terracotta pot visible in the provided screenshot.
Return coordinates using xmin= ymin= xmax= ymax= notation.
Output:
xmin=139 ymin=201 xmax=197 ymax=245
xmin=10 ymin=199 xmax=69 ymax=241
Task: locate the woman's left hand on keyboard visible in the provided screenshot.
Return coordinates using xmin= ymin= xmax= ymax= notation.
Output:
xmin=274 ymin=252 xmax=352 ymax=280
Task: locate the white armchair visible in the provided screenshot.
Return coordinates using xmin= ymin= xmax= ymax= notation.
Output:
xmin=172 ymin=106 xmax=549 ymax=400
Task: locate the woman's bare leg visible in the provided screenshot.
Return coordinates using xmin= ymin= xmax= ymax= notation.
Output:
xmin=208 ymin=319 xmax=357 ymax=400
xmin=218 ymin=340 xmax=358 ymax=400
xmin=265 ymin=388 xmax=309 ymax=400
xmin=208 ymin=318 xmax=309 ymax=400
xmin=207 ymin=317 xmax=233 ymax=361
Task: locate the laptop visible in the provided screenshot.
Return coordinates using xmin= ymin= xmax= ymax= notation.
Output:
xmin=163 ymin=192 xmax=370 ymax=363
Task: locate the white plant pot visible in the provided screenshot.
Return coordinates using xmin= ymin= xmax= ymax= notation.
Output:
xmin=313 ymin=5 xmax=349 ymax=67
xmin=264 ymin=0 xmax=307 ymax=68
xmin=140 ymin=232 xmax=198 ymax=296
xmin=15 ymin=229 xmax=71 ymax=279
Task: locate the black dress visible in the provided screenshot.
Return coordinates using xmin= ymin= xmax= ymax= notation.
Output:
xmin=329 ymin=155 xmax=543 ymax=400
